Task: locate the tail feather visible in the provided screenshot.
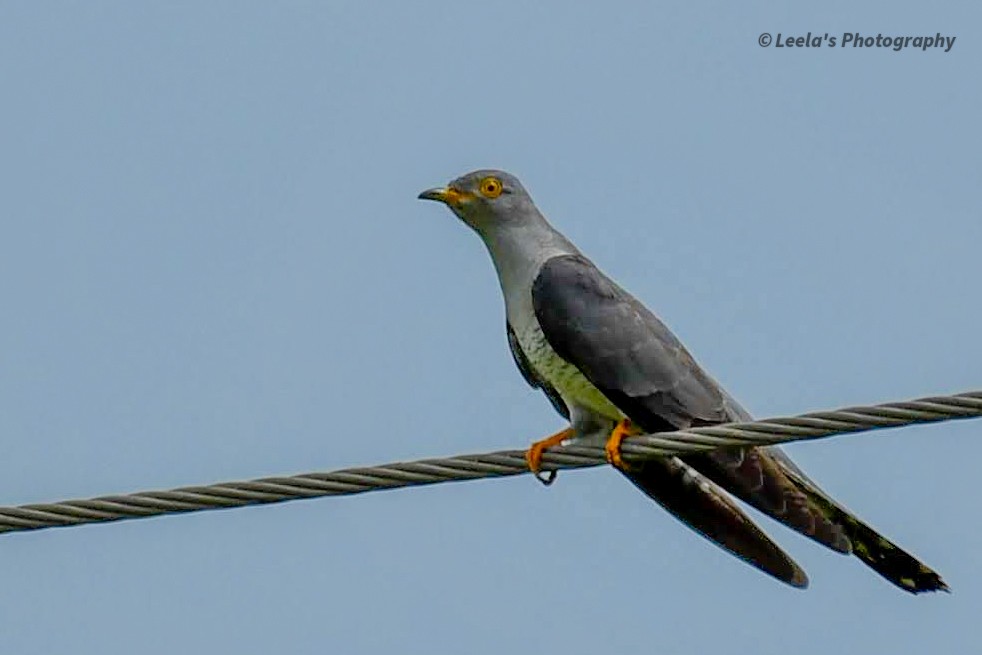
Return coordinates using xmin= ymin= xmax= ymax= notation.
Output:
xmin=768 ymin=448 xmax=948 ymax=593
xmin=621 ymin=455 xmax=808 ymax=589
xmin=838 ymin=511 xmax=948 ymax=593
xmin=684 ymin=449 xmax=851 ymax=553
xmin=780 ymin=466 xmax=948 ymax=592
xmin=679 ymin=447 xmax=947 ymax=593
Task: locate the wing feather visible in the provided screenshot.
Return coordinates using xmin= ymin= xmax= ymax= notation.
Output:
xmin=528 ymin=254 xmax=945 ymax=591
xmin=530 ymin=258 xmax=849 ymax=551
xmin=531 ymin=254 xmax=727 ymax=429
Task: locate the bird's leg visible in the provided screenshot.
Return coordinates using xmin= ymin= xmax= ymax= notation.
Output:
xmin=526 ymin=426 xmax=575 ymax=486
xmin=604 ymin=419 xmax=639 ymax=471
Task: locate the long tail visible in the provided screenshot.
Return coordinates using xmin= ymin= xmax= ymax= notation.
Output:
xmin=620 ymin=455 xmax=808 ymax=589
xmin=683 ymin=446 xmax=948 ymax=593
xmin=773 ymin=449 xmax=949 ymax=593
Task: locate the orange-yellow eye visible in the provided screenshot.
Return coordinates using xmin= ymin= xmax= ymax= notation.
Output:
xmin=479 ymin=177 xmax=503 ymax=199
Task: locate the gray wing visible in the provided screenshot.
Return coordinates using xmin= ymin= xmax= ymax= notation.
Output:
xmin=531 ymin=254 xmax=947 ymax=592
xmin=530 ymin=254 xmax=732 ymax=430
xmin=531 ymin=257 xmax=847 ymax=545
xmin=507 ymin=316 xmax=808 ymax=587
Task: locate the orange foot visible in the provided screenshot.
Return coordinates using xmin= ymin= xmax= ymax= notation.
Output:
xmin=526 ymin=427 xmax=575 ymax=486
xmin=605 ymin=419 xmax=638 ymax=471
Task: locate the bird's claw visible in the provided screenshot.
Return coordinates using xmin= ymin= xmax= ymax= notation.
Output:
xmin=526 ymin=426 xmax=574 ymax=486
xmin=605 ymin=419 xmax=634 ymax=471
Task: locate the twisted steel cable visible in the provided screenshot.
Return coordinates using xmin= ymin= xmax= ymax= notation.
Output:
xmin=1 ymin=390 xmax=979 ymax=536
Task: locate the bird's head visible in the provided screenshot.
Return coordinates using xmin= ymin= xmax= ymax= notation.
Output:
xmin=418 ymin=169 xmax=535 ymax=233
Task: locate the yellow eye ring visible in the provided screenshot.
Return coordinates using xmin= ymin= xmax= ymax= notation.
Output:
xmin=478 ymin=176 xmax=503 ymax=199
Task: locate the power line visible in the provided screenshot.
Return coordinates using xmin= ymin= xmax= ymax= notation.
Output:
xmin=1 ymin=390 xmax=979 ymax=536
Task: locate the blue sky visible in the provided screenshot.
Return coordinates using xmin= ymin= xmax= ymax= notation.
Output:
xmin=0 ymin=2 xmax=978 ymax=653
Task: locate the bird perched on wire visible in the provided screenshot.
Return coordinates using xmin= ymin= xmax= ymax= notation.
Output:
xmin=419 ymin=169 xmax=946 ymax=593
